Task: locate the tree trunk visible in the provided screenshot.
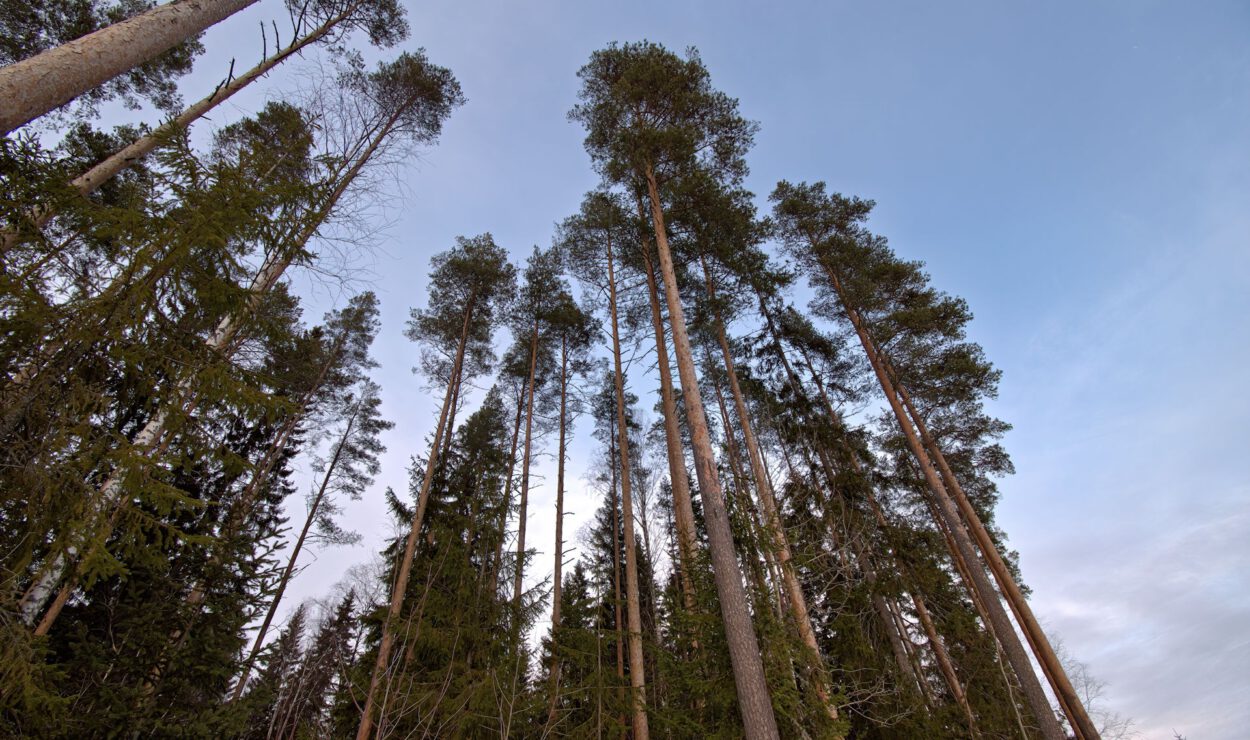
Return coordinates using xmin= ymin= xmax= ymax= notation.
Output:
xmin=643 ymin=165 xmax=779 ymax=739
xmin=512 ymin=322 xmax=539 ymax=613
xmin=710 ymin=368 xmax=781 ymax=621
xmin=638 ymin=231 xmax=700 ymax=622
xmin=702 ymin=261 xmax=838 ymax=723
xmin=230 ymin=395 xmax=361 ymax=701
xmin=0 ymin=0 xmax=260 ymax=135
xmin=605 ymin=232 xmax=650 ymax=739
xmin=913 ymin=590 xmax=978 ymax=737
xmin=609 ymin=422 xmax=626 ymax=715
xmin=486 ymin=391 xmax=525 ymax=594
xmin=546 ymin=334 xmax=569 ymax=726
xmin=0 ymin=1 xmax=363 ymax=255
xmin=355 ymin=294 xmax=475 ymax=740
xmin=818 ymin=261 xmax=1064 ymax=740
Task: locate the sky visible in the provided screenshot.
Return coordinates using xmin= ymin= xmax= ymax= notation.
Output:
xmin=108 ymin=1 xmax=1250 ymax=737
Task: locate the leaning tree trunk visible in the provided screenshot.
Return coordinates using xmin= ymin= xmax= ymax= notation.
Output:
xmin=913 ymin=590 xmax=978 ymax=736
xmin=355 ymin=294 xmax=475 ymax=740
xmin=643 ymin=165 xmax=779 ymax=740
xmin=0 ymin=0 xmax=260 ymax=134
xmin=819 ymin=261 xmax=1065 ymax=740
xmin=891 ymin=379 xmax=1098 ymax=740
xmin=0 ymin=0 xmax=364 ymax=255
xmin=230 ymin=395 xmax=362 ymax=702
xmin=702 ymin=260 xmax=838 ymax=723
xmin=605 ymin=231 xmax=650 ymax=739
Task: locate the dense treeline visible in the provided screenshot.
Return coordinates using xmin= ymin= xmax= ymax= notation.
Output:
xmin=0 ymin=4 xmax=1114 ymax=739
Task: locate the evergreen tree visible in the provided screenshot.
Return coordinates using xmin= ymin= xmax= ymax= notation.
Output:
xmin=358 ymin=234 xmax=515 ymax=739
xmin=571 ymin=41 xmax=779 ymax=739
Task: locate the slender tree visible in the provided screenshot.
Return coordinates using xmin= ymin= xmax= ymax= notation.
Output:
xmin=542 ymin=288 xmax=595 ymax=724
xmin=357 ymin=234 xmax=515 ymax=740
xmin=232 ymin=379 xmax=391 ymax=702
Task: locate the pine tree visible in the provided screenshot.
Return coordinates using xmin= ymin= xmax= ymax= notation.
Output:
xmin=358 ymin=234 xmax=515 ymax=739
xmin=571 ymin=41 xmax=779 ymax=739
xmin=771 ymin=180 xmax=1080 ymax=739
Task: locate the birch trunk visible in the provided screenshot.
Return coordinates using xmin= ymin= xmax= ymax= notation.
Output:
xmin=0 ymin=1 xmax=363 ymax=255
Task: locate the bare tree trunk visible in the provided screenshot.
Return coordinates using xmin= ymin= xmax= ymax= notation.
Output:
xmin=486 ymin=393 xmax=524 ymax=594
xmin=546 ymin=334 xmax=569 ymax=727
xmin=605 ymin=232 xmax=650 ymax=739
xmin=638 ymin=232 xmax=699 ymax=621
xmin=608 ymin=423 xmax=626 ymax=719
xmin=512 ymin=322 xmax=539 ymax=613
xmin=913 ymin=590 xmax=978 ymax=736
xmin=817 ymin=261 xmax=1064 ymax=740
xmin=710 ymin=368 xmax=781 ymax=621
xmin=356 ymin=295 xmax=475 ymax=740
xmin=230 ymin=395 xmax=361 ymax=701
xmin=702 ymin=261 xmax=838 ymax=723
xmin=0 ymin=0 xmax=260 ymax=135
xmin=644 ymin=166 xmax=778 ymax=739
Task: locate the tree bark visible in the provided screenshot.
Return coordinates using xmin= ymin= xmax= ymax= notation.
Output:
xmin=644 ymin=166 xmax=779 ymax=739
xmin=356 ymin=293 xmax=475 ymax=740
xmin=546 ymin=334 xmax=569 ymax=726
xmin=0 ymin=0 xmax=260 ymax=135
xmin=512 ymin=321 xmax=539 ymax=613
xmin=605 ymin=231 xmax=650 ymax=739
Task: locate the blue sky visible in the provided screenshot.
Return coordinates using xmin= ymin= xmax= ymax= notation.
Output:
xmin=127 ymin=1 xmax=1250 ymax=736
